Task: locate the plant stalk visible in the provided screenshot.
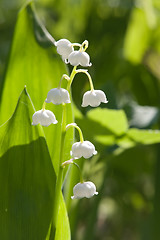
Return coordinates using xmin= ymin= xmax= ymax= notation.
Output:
xmin=52 ymin=65 xmax=77 ymax=232
xmin=52 ymin=103 xmax=66 ymax=227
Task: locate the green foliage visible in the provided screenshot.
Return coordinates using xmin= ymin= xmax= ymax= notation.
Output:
xmin=75 ymin=107 xmax=160 ymax=148
xmin=0 ymin=3 xmax=74 ymax=175
xmin=0 ymin=88 xmax=56 ymax=240
xmin=74 ymin=107 xmax=160 ymax=239
xmin=1 ymin=0 xmax=160 ymax=240
xmin=0 ymin=3 xmax=72 ymax=240
xmin=119 ymin=128 xmax=160 ymax=146
xmin=87 ymin=108 xmax=128 ymax=136
xmin=124 ymin=6 xmax=154 ymax=64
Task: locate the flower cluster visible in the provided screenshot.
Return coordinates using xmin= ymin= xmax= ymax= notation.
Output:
xmin=32 ymin=39 xmax=108 ymax=200
xmin=55 ymin=39 xmax=92 ymax=67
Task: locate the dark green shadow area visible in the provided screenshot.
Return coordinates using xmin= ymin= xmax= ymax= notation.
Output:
xmin=0 ymin=137 xmax=56 ymax=240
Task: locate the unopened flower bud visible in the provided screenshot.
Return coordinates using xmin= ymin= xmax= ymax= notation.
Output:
xmin=32 ymin=109 xmax=58 ymax=127
xmin=71 ymin=140 xmax=97 ymax=159
xmin=55 ymin=39 xmax=74 ymax=60
xmin=68 ymin=51 xmax=92 ymax=67
xmin=46 ymin=88 xmax=70 ymax=105
xmin=71 ymin=181 xmax=98 ymax=199
xmin=82 ymin=90 xmax=108 ymax=107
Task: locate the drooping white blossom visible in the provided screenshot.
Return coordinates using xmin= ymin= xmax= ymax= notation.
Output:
xmin=32 ymin=109 xmax=58 ymax=127
xmin=45 ymin=88 xmax=70 ymax=105
xmin=71 ymin=140 xmax=97 ymax=159
xmin=71 ymin=181 xmax=98 ymax=199
xmin=68 ymin=51 xmax=92 ymax=67
xmin=82 ymin=90 xmax=108 ymax=107
xmin=55 ymin=39 xmax=74 ymax=61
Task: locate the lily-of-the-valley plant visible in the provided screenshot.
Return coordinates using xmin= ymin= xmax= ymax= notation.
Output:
xmin=32 ymin=38 xmax=108 ymax=215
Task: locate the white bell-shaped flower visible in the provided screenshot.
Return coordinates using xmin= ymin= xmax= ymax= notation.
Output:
xmin=82 ymin=90 xmax=108 ymax=107
xmin=55 ymin=39 xmax=74 ymax=60
xmin=71 ymin=181 xmax=98 ymax=199
xmin=32 ymin=109 xmax=58 ymax=127
xmin=68 ymin=51 xmax=92 ymax=67
xmin=45 ymin=88 xmax=71 ymax=105
xmin=71 ymin=140 xmax=97 ymax=159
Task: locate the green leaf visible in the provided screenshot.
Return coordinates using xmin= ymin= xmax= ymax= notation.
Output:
xmin=87 ymin=108 xmax=128 ymax=136
xmin=116 ymin=128 xmax=160 ymax=150
xmin=0 ymin=2 xmax=74 ymax=174
xmin=126 ymin=128 xmax=160 ymax=145
xmin=0 ymin=3 xmax=72 ymax=239
xmin=124 ymin=7 xmax=151 ymax=64
xmin=0 ymin=88 xmax=56 ymax=240
xmin=124 ymin=0 xmax=157 ymax=64
xmin=55 ymin=194 xmax=71 ymax=240
xmin=97 ymin=128 xmax=160 ymax=149
xmin=0 ymin=3 xmax=65 ymax=123
xmin=94 ymin=135 xmax=117 ymax=146
xmin=81 ymin=108 xmax=160 ymax=150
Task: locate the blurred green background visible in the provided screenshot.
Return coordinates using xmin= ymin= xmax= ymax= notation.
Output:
xmin=1 ymin=0 xmax=160 ymax=239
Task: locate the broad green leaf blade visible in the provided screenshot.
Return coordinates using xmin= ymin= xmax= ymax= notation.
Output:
xmin=94 ymin=135 xmax=116 ymax=146
xmin=0 ymin=88 xmax=56 ymax=240
xmin=117 ymin=128 xmax=160 ymax=149
xmin=46 ymin=193 xmax=71 ymax=240
xmin=96 ymin=128 xmax=160 ymax=149
xmin=55 ymin=194 xmax=71 ymax=240
xmin=0 ymin=3 xmax=66 ymax=123
xmin=126 ymin=128 xmax=160 ymax=145
xmin=75 ymin=108 xmax=160 ymax=152
xmin=0 ymin=2 xmax=74 ymax=173
xmin=87 ymin=108 xmax=128 ymax=136
xmin=0 ymin=3 xmax=72 ymax=239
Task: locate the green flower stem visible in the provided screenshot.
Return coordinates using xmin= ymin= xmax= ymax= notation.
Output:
xmin=72 ymin=40 xmax=88 ymax=52
xmin=58 ymin=74 xmax=70 ymax=89
xmin=67 ymin=66 xmax=77 ymax=91
xmin=74 ymin=125 xmax=84 ymax=142
xmin=75 ymin=69 xmax=94 ymax=91
xmin=42 ymin=101 xmax=46 ymax=111
xmin=52 ymin=103 xmax=66 ymax=227
xmin=59 ymin=103 xmax=67 ymax=165
xmin=52 ymin=64 xmax=78 ymax=229
xmin=61 ymin=160 xmax=84 ymax=183
xmin=79 ymin=40 xmax=88 ymax=52
xmin=66 ymin=123 xmax=84 ymax=143
xmin=72 ymin=162 xmax=84 ymax=183
xmin=81 ymin=40 xmax=88 ymax=51
xmin=71 ymin=43 xmax=81 ymax=47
